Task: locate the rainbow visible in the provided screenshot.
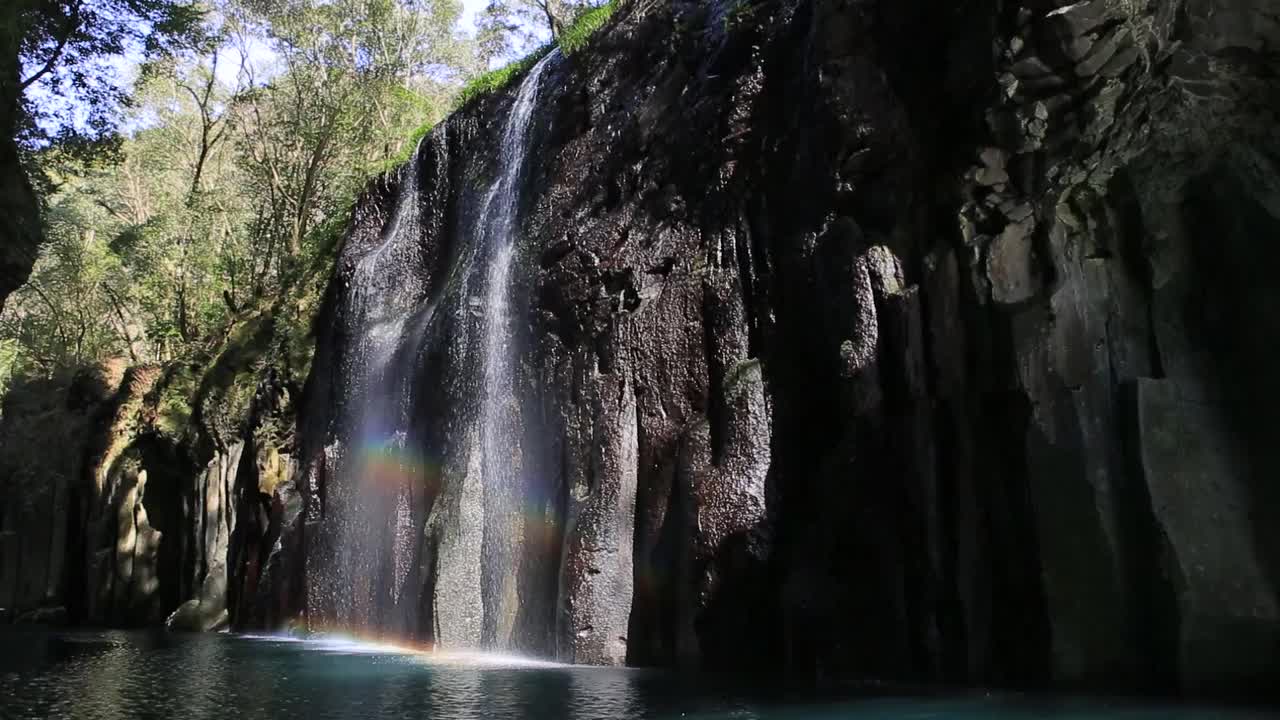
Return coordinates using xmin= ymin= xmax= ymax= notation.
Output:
xmin=242 ymin=628 xmax=562 ymax=667
xmin=352 ymin=430 xmax=566 ymax=555
xmin=354 ymin=432 xmax=442 ymax=496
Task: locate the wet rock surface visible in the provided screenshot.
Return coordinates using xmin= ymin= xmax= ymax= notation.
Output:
xmin=232 ymin=0 xmax=1280 ymax=696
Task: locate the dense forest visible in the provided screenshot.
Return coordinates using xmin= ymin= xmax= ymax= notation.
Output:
xmin=0 ymin=0 xmax=612 ymax=386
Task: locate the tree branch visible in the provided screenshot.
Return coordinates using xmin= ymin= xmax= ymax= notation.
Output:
xmin=100 ymin=281 xmax=140 ymax=362
xmin=19 ymin=1 xmax=84 ymax=91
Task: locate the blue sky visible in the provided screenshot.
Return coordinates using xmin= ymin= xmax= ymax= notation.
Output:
xmin=216 ymin=0 xmax=523 ymax=86
xmin=460 ymin=0 xmax=486 ymax=32
xmin=229 ymin=0 xmax=502 ymax=76
xmin=28 ymin=0 xmax=519 ymax=136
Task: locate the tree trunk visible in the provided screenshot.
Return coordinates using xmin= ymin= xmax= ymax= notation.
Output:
xmin=102 ymin=282 xmax=141 ymax=363
xmin=0 ymin=6 xmax=45 ymax=314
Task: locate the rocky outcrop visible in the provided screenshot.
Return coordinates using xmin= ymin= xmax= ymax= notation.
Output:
xmin=0 ymin=305 xmax=310 ymax=630
xmin=0 ymin=130 xmax=40 ymax=316
xmin=0 ymin=364 xmax=101 ymax=624
xmin=948 ymin=0 xmax=1280 ymax=696
xmin=230 ymin=0 xmax=1280 ymax=696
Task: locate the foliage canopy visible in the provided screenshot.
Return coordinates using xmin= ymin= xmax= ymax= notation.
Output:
xmin=0 ymin=0 xmax=625 ymax=395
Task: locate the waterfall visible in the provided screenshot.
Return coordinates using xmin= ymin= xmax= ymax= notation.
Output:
xmin=428 ymin=49 xmax=560 ymax=652
xmin=475 ymin=51 xmax=558 ymax=649
xmin=306 ymin=51 xmax=560 ymax=651
xmin=308 ymin=131 xmax=431 ymax=633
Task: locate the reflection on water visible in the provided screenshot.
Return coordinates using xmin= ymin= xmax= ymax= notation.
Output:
xmin=0 ymin=630 xmax=1274 ymax=720
xmin=567 ymin=659 xmax=640 ymax=719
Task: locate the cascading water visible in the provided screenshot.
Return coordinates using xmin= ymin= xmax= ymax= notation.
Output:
xmin=308 ymin=131 xmax=432 ymax=634
xmin=306 ymin=51 xmax=561 ymax=652
xmin=427 ymin=49 xmax=563 ymax=653
xmin=475 ymin=51 xmax=558 ymax=649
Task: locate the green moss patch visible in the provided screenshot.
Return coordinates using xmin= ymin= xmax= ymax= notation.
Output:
xmin=458 ymin=45 xmax=553 ymax=107
xmin=559 ymin=1 xmax=619 ymax=56
xmin=456 ymin=1 xmax=621 ymax=107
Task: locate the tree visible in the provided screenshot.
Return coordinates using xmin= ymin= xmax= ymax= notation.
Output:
xmin=0 ymin=0 xmax=204 ymax=313
xmin=0 ymin=0 xmax=475 ymax=386
xmin=1 ymin=29 xmax=254 ymax=372
xmin=5 ymin=0 xmax=205 ymax=143
xmin=475 ymin=1 xmax=528 ymax=67
xmin=0 ymin=152 xmax=127 ymax=371
xmin=476 ymin=0 xmax=603 ymax=59
xmin=230 ymin=0 xmax=464 ymax=278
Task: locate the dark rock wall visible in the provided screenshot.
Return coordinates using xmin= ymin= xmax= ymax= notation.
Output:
xmin=954 ymin=0 xmax=1280 ymax=695
xmin=0 ymin=311 xmax=303 ymax=632
xmin=231 ymin=0 xmax=1280 ymax=696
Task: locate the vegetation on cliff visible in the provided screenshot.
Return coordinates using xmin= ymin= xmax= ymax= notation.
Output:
xmin=0 ymin=0 xmax=613 ymax=397
xmin=0 ymin=0 xmax=619 ymax=628
xmin=457 ymin=0 xmax=617 ymax=106
xmin=0 ymin=0 xmax=205 ymax=314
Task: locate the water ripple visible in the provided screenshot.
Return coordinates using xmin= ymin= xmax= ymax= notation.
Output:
xmin=0 ymin=630 xmax=1273 ymax=720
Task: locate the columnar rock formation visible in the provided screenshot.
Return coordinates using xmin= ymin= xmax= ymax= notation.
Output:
xmin=1 ymin=0 xmax=1277 ymax=700
xmin=234 ymin=0 xmax=1280 ymax=692
xmin=0 ymin=315 xmax=302 ymax=631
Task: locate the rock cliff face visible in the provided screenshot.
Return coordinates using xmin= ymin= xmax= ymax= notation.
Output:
xmin=0 ymin=308 xmax=308 ymax=632
xmin=228 ymin=0 xmax=1280 ymax=695
xmin=2 ymin=0 xmax=1278 ymax=700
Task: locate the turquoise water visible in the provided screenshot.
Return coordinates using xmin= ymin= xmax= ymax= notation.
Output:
xmin=0 ymin=630 xmax=1272 ymax=719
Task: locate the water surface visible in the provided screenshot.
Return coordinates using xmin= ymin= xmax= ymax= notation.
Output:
xmin=0 ymin=629 xmax=1272 ymax=719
